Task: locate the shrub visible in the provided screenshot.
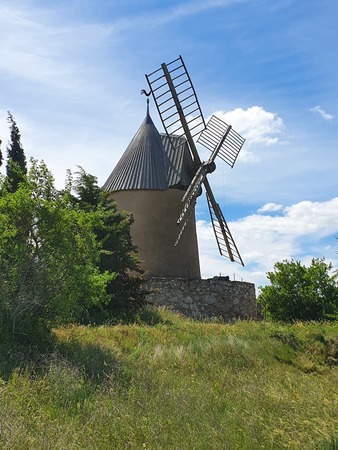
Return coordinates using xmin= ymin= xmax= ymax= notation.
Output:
xmin=258 ymin=258 xmax=338 ymax=322
xmin=0 ymin=160 xmax=111 ymax=343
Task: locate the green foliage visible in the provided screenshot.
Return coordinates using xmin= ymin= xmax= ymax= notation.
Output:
xmin=258 ymin=258 xmax=338 ymax=322
xmin=0 ymin=159 xmax=144 ymax=342
xmin=5 ymin=112 xmax=27 ymax=193
xmin=70 ymin=167 xmax=144 ymax=320
xmin=0 ymin=317 xmax=337 ymax=449
xmin=0 ymin=160 xmax=111 ymax=343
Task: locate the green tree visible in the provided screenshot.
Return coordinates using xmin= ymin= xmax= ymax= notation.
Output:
xmin=71 ymin=167 xmax=144 ymax=320
xmin=0 ymin=138 xmax=3 ymax=167
xmin=258 ymin=258 xmax=338 ymax=321
xmin=0 ymin=160 xmax=111 ymax=343
xmin=6 ymin=112 xmax=27 ymax=193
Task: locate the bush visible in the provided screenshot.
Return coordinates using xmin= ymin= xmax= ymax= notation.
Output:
xmin=0 ymin=159 xmax=146 ymax=342
xmin=70 ymin=167 xmax=145 ymax=322
xmin=0 ymin=160 xmax=112 ymax=342
xmin=258 ymin=258 xmax=338 ymax=322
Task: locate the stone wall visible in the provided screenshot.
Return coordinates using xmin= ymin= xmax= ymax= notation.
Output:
xmin=143 ymin=277 xmax=257 ymax=321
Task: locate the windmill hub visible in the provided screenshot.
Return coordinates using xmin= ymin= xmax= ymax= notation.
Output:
xmin=204 ymin=161 xmax=216 ymax=174
xmin=187 ymin=163 xmax=200 ymax=179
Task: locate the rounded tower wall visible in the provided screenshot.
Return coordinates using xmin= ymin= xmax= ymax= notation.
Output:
xmin=111 ymin=189 xmax=201 ymax=279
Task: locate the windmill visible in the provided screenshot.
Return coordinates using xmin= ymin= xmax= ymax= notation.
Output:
xmin=145 ymin=55 xmax=245 ymax=266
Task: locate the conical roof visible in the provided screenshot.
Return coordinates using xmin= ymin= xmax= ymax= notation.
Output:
xmin=103 ymin=109 xmax=169 ymax=191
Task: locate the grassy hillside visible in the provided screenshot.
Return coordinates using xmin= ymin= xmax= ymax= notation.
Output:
xmin=0 ymin=307 xmax=337 ymax=449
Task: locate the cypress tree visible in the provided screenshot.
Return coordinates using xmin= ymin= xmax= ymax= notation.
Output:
xmin=6 ymin=112 xmax=27 ymax=192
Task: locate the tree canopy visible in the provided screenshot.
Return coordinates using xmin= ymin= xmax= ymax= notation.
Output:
xmin=6 ymin=112 xmax=27 ymax=192
xmin=69 ymin=167 xmax=144 ymax=320
xmin=0 ymin=160 xmax=143 ymax=343
xmin=0 ymin=138 xmax=3 ymax=167
xmin=258 ymin=258 xmax=338 ymax=322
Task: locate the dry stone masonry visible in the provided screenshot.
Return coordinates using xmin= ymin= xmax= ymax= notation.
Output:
xmin=144 ymin=277 xmax=257 ymax=321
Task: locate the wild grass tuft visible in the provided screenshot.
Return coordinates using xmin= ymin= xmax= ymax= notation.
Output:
xmin=0 ymin=306 xmax=337 ymax=449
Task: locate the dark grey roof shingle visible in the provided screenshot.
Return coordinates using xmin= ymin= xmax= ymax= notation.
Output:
xmin=103 ymin=111 xmax=194 ymax=192
xmin=161 ymin=134 xmax=194 ymax=190
xmin=103 ymin=112 xmax=168 ymax=191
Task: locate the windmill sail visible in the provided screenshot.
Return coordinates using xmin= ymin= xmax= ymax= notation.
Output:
xmin=145 ymin=55 xmax=205 ymax=158
xmin=205 ymin=181 xmax=244 ymax=266
xmin=198 ymin=115 xmax=245 ymax=168
xmin=177 ymin=163 xmax=205 ymax=226
xmin=177 ymin=130 xmax=225 ymax=228
xmin=145 ymin=56 xmax=245 ymax=265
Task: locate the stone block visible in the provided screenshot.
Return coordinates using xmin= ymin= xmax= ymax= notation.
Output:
xmin=143 ymin=277 xmax=257 ymax=321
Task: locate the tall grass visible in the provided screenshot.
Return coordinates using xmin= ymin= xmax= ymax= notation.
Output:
xmin=0 ymin=307 xmax=337 ymax=449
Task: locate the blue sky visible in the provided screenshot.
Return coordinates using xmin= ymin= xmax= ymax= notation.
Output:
xmin=1 ymin=0 xmax=337 ymax=288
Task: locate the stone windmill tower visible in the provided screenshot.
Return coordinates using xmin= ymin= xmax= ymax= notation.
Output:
xmin=103 ymin=56 xmax=245 ymax=280
xmin=103 ymin=100 xmax=201 ymax=279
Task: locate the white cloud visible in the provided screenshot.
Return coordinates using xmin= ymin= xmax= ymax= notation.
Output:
xmin=209 ymin=107 xmax=284 ymax=164
xmin=56 ymin=0 xmax=246 ymax=36
xmin=213 ymin=107 xmax=285 ymax=146
xmin=0 ymin=5 xmax=110 ymax=93
xmin=257 ymin=203 xmax=284 ymax=213
xmin=197 ymin=197 xmax=338 ymax=287
xmin=161 ymin=107 xmax=283 ymax=166
xmin=167 ymin=106 xmax=282 ymax=164
xmin=310 ymin=106 xmax=334 ymax=121
xmin=170 ymin=0 xmax=245 ymax=18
